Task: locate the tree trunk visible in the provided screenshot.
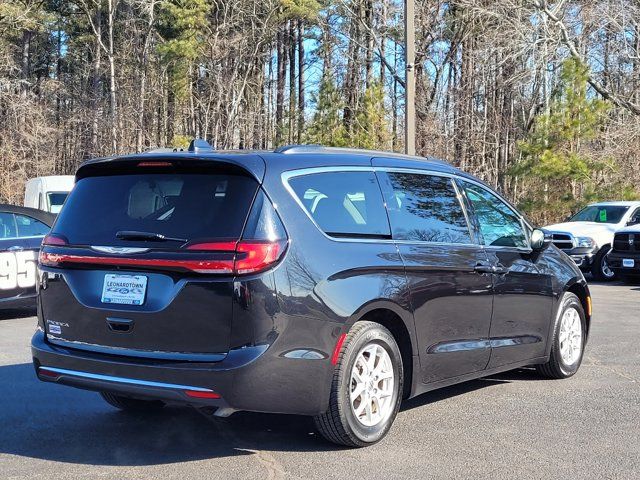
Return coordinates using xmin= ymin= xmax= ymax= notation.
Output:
xmin=297 ymin=20 xmax=305 ymax=143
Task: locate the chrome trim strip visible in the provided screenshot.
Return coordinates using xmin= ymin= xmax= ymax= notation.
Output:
xmin=427 ymin=335 xmax=542 ymax=354
xmin=39 ymin=367 xmax=215 ymax=392
xmin=281 ymin=165 xmax=532 ymax=251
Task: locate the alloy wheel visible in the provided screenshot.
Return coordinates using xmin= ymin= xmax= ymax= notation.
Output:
xmin=349 ymin=343 xmax=395 ymax=427
xmin=559 ymin=307 xmax=583 ymax=366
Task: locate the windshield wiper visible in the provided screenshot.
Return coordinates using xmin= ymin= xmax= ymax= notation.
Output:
xmin=116 ymin=230 xmax=187 ymax=243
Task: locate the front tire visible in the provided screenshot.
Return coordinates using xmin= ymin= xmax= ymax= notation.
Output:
xmin=100 ymin=392 xmax=165 ymax=411
xmin=314 ymin=321 xmax=403 ymax=448
xmin=536 ymin=293 xmax=586 ymax=379
xmin=591 ymin=246 xmax=616 ymax=281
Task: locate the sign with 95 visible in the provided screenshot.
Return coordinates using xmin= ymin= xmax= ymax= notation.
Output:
xmin=0 ymin=250 xmax=37 ymax=290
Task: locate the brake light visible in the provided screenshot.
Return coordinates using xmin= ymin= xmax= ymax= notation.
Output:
xmin=42 ymin=234 xmax=68 ymax=246
xmin=38 ymin=252 xmax=235 ymax=274
xmin=39 ymin=240 xmax=286 ymax=275
xmin=186 ymin=239 xmax=287 ymax=274
xmin=137 ymin=161 xmax=173 ymax=167
xmin=235 ymin=241 xmax=284 ymax=274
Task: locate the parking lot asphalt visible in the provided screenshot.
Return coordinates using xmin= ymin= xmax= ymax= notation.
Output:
xmin=1 ymin=282 xmax=639 ymax=480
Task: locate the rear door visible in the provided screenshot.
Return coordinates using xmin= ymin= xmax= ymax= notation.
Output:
xmin=38 ymin=162 xmax=263 ymax=360
xmin=0 ymin=212 xmax=47 ymax=302
xmin=376 ymin=170 xmax=494 ymax=383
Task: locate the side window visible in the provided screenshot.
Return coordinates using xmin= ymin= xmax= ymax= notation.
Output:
xmin=15 ymin=215 xmax=50 ymax=237
xmin=459 ymin=181 xmax=528 ymax=248
xmin=287 ymin=171 xmax=390 ymax=238
xmin=380 ymin=172 xmax=472 ymax=244
xmin=628 ymin=208 xmax=640 ymax=226
xmin=0 ymin=213 xmax=17 ymax=239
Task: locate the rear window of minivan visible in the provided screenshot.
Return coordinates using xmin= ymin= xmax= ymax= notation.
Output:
xmin=52 ymin=173 xmax=258 ymax=246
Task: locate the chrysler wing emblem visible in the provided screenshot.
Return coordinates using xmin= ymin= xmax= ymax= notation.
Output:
xmin=91 ymin=246 xmax=150 ymax=254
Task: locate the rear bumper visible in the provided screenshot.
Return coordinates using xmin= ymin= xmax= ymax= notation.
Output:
xmin=32 ymin=329 xmax=334 ymax=415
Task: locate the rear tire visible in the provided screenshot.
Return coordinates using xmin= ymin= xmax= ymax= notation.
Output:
xmin=314 ymin=321 xmax=403 ymax=448
xmin=100 ymin=392 xmax=165 ymax=411
xmin=591 ymin=247 xmax=616 ymax=281
xmin=536 ymin=293 xmax=586 ymax=379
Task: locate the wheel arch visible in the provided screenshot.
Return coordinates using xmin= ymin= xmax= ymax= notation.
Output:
xmin=566 ymin=281 xmax=592 ymax=337
xmin=346 ymin=301 xmax=417 ymax=400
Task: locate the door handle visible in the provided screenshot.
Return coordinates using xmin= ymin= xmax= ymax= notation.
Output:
xmin=492 ymin=265 xmax=509 ymax=275
xmin=7 ymin=246 xmax=24 ymax=251
xmin=474 ymin=263 xmax=510 ymax=275
xmin=474 ymin=263 xmax=494 ymax=274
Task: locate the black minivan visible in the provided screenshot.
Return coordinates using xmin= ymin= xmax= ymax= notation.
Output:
xmin=32 ymin=143 xmax=591 ymax=447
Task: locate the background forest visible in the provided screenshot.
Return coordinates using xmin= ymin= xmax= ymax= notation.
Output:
xmin=1 ymin=0 xmax=639 ymax=224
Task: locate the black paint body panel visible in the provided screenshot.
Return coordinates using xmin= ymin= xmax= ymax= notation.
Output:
xmin=32 ymin=149 xmax=590 ymax=415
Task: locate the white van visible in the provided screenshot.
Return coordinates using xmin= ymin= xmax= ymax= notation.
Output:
xmin=24 ymin=176 xmax=75 ymax=214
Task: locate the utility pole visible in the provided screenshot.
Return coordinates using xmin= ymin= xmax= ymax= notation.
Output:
xmin=404 ymin=0 xmax=416 ymax=156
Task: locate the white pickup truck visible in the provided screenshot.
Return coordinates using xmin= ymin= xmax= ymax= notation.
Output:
xmin=544 ymin=201 xmax=640 ymax=281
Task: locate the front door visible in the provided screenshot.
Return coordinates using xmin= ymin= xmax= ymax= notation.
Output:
xmin=457 ymin=180 xmax=554 ymax=368
xmin=377 ymin=170 xmax=494 ymax=383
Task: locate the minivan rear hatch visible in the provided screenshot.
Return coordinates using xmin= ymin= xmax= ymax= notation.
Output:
xmin=38 ymin=156 xmax=284 ymax=361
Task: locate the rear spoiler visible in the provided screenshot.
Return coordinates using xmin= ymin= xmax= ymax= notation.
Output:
xmin=75 ymin=153 xmax=266 ymax=183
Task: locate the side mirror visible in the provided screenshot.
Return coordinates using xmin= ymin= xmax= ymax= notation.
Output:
xmin=530 ymin=228 xmax=552 ymax=251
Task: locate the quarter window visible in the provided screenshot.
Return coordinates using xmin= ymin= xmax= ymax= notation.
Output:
xmin=381 ymin=172 xmax=472 ymax=244
xmin=459 ymin=181 xmax=528 ymax=248
xmin=287 ymin=171 xmax=390 ymax=238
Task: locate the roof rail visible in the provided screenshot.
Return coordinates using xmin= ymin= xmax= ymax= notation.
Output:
xmin=143 ymin=147 xmax=180 ymax=154
xmin=274 ymin=144 xmax=323 ymax=154
xmin=188 ymin=138 xmax=213 ymax=153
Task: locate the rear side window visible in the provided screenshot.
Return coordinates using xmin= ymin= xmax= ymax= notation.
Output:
xmin=379 ymin=172 xmax=472 ymax=244
xmin=15 ymin=215 xmax=49 ymax=237
xmin=287 ymin=171 xmax=390 ymax=238
xmin=0 ymin=213 xmax=16 ymax=239
xmin=52 ymin=173 xmax=258 ymax=246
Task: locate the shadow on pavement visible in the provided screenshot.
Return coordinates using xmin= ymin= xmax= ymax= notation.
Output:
xmin=0 ymin=362 xmax=547 ymax=465
xmin=0 ymin=307 xmax=36 ymax=321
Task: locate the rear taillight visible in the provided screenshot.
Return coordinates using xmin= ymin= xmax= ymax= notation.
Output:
xmin=42 ymin=234 xmax=68 ymax=246
xmin=39 ymin=239 xmax=287 ymax=275
xmin=185 ymin=239 xmax=287 ymax=275
xmin=38 ymin=251 xmax=236 ymax=274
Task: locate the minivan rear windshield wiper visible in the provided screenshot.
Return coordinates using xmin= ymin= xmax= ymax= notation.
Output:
xmin=116 ymin=230 xmax=188 ymax=243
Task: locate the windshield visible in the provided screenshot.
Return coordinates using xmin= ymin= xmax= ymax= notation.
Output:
xmin=47 ymin=192 xmax=69 ymax=214
xmin=569 ymin=205 xmax=628 ymax=224
xmin=51 ymin=172 xmax=258 ymax=246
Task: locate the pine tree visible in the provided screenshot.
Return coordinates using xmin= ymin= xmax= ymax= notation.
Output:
xmin=351 ymin=81 xmax=390 ymax=150
xmin=513 ymin=58 xmax=611 ymax=220
xmin=305 ymin=74 xmax=347 ymax=146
